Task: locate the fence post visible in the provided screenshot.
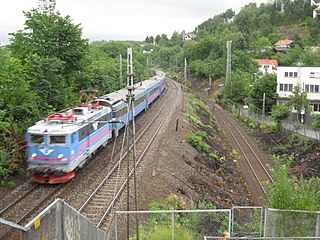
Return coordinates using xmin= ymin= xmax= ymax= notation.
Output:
xmin=316 ymin=212 xmax=320 ymax=237
xmin=56 ymin=200 xmax=63 ymax=240
xmin=228 ymin=210 xmax=232 ymax=236
xmin=115 ymin=213 xmax=118 ymax=240
xmin=263 ymin=208 xmax=268 ymax=238
xmin=259 ymin=207 xmax=264 ymax=238
xmin=171 ymin=211 xmax=175 ymax=240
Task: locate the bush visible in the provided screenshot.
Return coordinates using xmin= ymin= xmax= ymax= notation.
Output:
xmin=0 ymin=149 xmax=13 ymax=186
xmin=186 ymin=132 xmax=209 ymax=153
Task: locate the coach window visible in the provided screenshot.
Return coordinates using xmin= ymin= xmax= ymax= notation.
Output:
xmin=30 ymin=134 xmax=44 ymax=144
xmin=50 ymin=135 xmax=67 ymax=145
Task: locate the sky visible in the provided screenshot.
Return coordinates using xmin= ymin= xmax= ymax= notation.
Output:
xmin=0 ymin=0 xmax=269 ymax=45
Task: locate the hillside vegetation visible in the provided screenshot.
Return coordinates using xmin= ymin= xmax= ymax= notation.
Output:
xmin=0 ymin=0 xmax=319 ymax=187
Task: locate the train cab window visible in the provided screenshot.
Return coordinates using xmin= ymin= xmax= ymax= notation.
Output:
xmin=30 ymin=134 xmax=44 ymax=144
xmin=50 ymin=135 xmax=67 ymax=145
xmin=71 ymin=133 xmax=77 ymax=143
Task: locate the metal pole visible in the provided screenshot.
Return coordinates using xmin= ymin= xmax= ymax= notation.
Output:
xmin=226 ymin=41 xmax=232 ymax=98
xmin=120 ymin=54 xmax=123 ymax=89
xmin=262 ymin=92 xmax=266 ymax=123
xmin=171 ymin=211 xmax=175 ymax=240
xmin=183 ymin=58 xmax=187 ymax=112
xmin=126 ymin=48 xmax=139 ymax=240
xmin=126 ymin=48 xmax=132 ymax=240
xmin=184 ymin=58 xmax=187 ymax=90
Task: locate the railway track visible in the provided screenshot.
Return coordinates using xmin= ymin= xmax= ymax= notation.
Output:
xmin=0 ymin=183 xmax=65 ymax=240
xmin=212 ymin=103 xmax=274 ymax=205
xmin=78 ymin=80 xmax=179 ymax=229
xmin=0 ymin=183 xmax=64 ymax=225
xmin=0 ymin=79 xmax=177 ymax=237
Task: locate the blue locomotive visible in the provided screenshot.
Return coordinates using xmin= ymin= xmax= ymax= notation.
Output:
xmin=26 ymin=71 xmax=166 ymax=183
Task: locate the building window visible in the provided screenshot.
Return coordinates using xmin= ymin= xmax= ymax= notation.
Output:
xmin=310 ymin=72 xmax=315 ymax=78
xmin=279 ymin=83 xmax=293 ymax=92
xmin=284 ymin=71 xmax=298 ymax=78
xmin=305 ymin=84 xmax=320 ymax=93
xmin=310 ymin=85 xmax=315 ymax=92
xmin=313 ymin=104 xmax=320 ymax=112
xmin=280 ymin=83 xmax=283 ymax=91
xmin=305 ymin=85 xmax=309 ymax=92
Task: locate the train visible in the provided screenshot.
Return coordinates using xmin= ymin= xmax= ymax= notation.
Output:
xmin=26 ymin=71 xmax=166 ymax=183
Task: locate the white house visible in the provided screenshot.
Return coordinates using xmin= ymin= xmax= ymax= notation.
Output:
xmin=255 ymin=59 xmax=278 ymax=75
xmin=313 ymin=7 xmax=320 ymax=18
xmin=277 ymin=66 xmax=320 ymax=114
xmin=312 ymin=0 xmax=320 ymax=18
xmin=183 ymin=32 xmax=196 ymax=41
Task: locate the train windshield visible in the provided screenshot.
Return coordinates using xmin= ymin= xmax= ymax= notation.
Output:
xmin=49 ymin=135 xmax=67 ymax=145
xmin=30 ymin=134 xmax=44 ymax=144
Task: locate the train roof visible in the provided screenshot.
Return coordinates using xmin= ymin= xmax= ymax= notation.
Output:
xmin=27 ymin=71 xmax=165 ymax=134
xmin=28 ymin=106 xmax=111 ymax=134
xmin=94 ymin=72 xmax=165 ymax=109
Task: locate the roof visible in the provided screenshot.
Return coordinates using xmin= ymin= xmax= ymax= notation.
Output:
xmin=255 ymin=59 xmax=278 ymax=69
xmin=274 ymin=39 xmax=293 ymax=46
xmin=314 ymin=7 xmax=320 ymax=10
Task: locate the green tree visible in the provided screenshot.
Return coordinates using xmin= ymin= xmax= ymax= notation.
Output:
xmin=170 ymin=31 xmax=183 ymax=47
xmin=249 ymin=74 xmax=277 ymax=114
xmin=0 ymin=47 xmax=41 ymax=181
xmin=9 ymin=10 xmax=88 ymax=75
xmin=270 ymin=105 xmax=291 ymax=131
xmin=290 ymin=85 xmax=309 ymax=123
xmin=9 ymin=9 xmax=88 ymax=109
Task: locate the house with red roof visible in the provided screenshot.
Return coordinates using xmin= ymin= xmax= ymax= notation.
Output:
xmin=274 ymin=39 xmax=294 ymax=53
xmin=311 ymin=0 xmax=320 ymax=5
xmin=313 ymin=7 xmax=320 ymax=18
xmin=255 ymin=59 xmax=278 ymax=74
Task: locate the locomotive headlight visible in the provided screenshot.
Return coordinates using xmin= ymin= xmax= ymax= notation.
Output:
xmin=31 ymin=153 xmax=37 ymax=158
xmin=58 ymin=154 xmax=64 ymax=159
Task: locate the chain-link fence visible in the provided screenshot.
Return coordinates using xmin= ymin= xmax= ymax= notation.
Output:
xmin=204 ymin=238 xmax=320 ymax=239
xmin=1 ymin=201 xmax=319 ymax=239
xmin=234 ymin=106 xmax=319 ymax=140
xmin=265 ymin=208 xmax=320 ymax=238
xmin=110 ymin=209 xmax=231 ymax=240
xmin=110 ymin=207 xmax=320 ymax=240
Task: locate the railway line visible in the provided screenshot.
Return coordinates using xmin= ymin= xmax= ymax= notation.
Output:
xmin=212 ymin=103 xmax=274 ymax=205
xmin=0 ymin=79 xmax=178 ymax=236
xmin=78 ymin=80 xmax=179 ymax=229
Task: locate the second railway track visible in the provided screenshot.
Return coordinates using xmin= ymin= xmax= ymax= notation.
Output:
xmin=212 ymin=103 xmax=274 ymax=205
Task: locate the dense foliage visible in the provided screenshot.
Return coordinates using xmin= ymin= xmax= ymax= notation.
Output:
xmin=146 ymin=0 xmax=320 ymax=108
xmin=1 ymin=0 xmax=319 ymax=187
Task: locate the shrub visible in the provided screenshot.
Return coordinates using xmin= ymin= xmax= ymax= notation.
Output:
xmin=186 ymin=132 xmax=209 ymax=153
xmin=0 ymin=149 xmax=13 ymax=186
